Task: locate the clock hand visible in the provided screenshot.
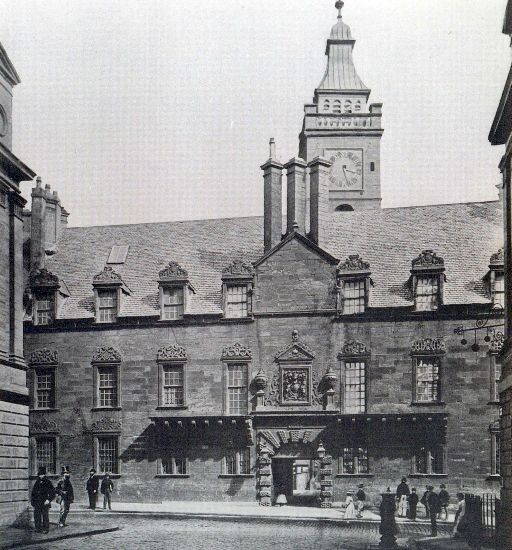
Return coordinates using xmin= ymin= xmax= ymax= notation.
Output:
xmin=344 ymin=168 xmax=359 ymax=174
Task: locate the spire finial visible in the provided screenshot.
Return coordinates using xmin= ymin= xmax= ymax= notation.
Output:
xmin=269 ymin=137 xmax=276 ymax=159
xmin=335 ymin=0 xmax=344 ymax=19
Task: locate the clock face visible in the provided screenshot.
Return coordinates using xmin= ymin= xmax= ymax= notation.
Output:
xmin=327 ymin=150 xmax=363 ymax=190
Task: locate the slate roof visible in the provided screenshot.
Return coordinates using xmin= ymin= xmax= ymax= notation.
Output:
xmin=42 ymin=201 xmax=503 ymax=320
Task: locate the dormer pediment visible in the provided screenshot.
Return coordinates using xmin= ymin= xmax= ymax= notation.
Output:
xmin=275 ymin=330 xmax=315 ymax=362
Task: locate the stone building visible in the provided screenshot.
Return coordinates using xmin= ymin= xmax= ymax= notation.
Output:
xmin=0 ymin=44 xmax=36 ymax=525
xmin=23 ymin=5 xmax=503 ymax=507
xmin=489 ymin=0 xmax=512 ymax=546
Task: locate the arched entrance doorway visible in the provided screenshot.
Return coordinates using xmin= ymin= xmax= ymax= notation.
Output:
xmin=256 ymin=429 xmax=333 ymax=507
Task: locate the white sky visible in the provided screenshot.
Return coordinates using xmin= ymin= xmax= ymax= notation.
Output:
xmin=1 ymin=0 xmax=510 ymax=227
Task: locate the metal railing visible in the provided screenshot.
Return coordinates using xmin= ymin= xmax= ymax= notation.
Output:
xmin=465 ymin=493 xmax=500 ymax=544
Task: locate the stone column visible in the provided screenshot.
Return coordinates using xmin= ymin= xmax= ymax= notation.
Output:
xmin=257 ymin=443 xmax=272 ymax=506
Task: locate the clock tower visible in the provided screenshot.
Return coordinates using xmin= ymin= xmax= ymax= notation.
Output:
xmin=299 ymin=1 xmax=383 ymax=211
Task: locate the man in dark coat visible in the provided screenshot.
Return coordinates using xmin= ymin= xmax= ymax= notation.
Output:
xmin=438 ymin=484 xmax=449 ymax=520
xmin=100 ymin=472 xmax=114 ymax=510
xmin=395 ymin=477 xmax=410 ymax=517
xmin=355 ymin=483 xmax=366 ymax=518
xmin=408 ymin=488 xmax=419 ymax=520
xmin=31 ymin=467 xmax=55 ymax=533
xmin=427 ymin=486 xmax=441 ymax=537
xmin=86 ymin=468 xmax=99 ymax=510
xmin=420 ymin=486 xmax=432 ymax=518
xmin=56 ymin=466 xmax=74 ymax=527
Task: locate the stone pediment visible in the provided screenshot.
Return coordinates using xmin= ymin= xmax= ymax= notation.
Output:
xmin=0 ymin=43 xmax=21 ymax=86
xmin=275 ymin=330 xmax=315 ymax=361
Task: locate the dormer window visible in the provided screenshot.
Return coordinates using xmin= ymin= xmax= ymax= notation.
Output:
xmin=222 ymin=260 xmax=254 ymax=319
xmin=489 ymin=248 xmax=504 ymax=308
xmin=410 ymin=250 xmax=445 ymax=312
xmin=92 ymin=266 xmax=127 ymax=324
xmin=337 ymin=255 xmax=371 ymax=315
xmin=158 ymin=262 xmax=194 ymax=321
xmin=29 ymin=268 xmax=60 ymax=326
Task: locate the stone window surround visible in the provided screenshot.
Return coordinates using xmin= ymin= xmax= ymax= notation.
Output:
xmin=338 ymin=341 xmax=370 ymax=414
xmin=410 ymin=250 xmax=446 ymax=312
xmin=336 ymin=255 xmax=372 ymax=316
xmin=410 ymin=338 xmax=445 ymax=406
xmin=222 ymin=360 xmax=250 ymax=415
xmin=157 ymin=262 xmax=194 ymax=321
xmin=156 ymin=455 xmax=189 ymax=478
xmin=489 ymin=421 xmax=501 ymax=479
xmin=92 ymin=266 xmax=127 ymax=324
xmin=29 ymin=435 xmax=60 ymax=479
xmin=157 ymin=361 xmax=187 ymax=409
xmin=33 ymin=292 xmax=56 ymax=326
xmin=221 ymin=260 xmax=254 ymax=320
xmin=92 ymin=362 xmax=122 ymax=411
xmin=29 ymin=268 xmax=61 ymax=326
xmin=31 ymin=365 xmax=57 ymax=411
xmin=410 ymin=444 xmax=447 ymax=477
xmin=93 ymin=435 xmax=121 ymax=476
xmin=220 ymin=447 xmax=253 ymax=477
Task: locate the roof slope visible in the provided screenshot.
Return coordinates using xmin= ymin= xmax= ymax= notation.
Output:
xmin=43 ymin=202 xmax=502 ymax=319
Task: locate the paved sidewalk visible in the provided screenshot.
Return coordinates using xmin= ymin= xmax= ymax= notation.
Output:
xmin=410 ymin=536 xmax=494 ymax=550
xmin=0 ymin=516 xmax=119 ymax=549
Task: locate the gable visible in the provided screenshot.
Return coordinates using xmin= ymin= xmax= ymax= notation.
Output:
xmin=254 ymin=235 xmax=337 ymax=314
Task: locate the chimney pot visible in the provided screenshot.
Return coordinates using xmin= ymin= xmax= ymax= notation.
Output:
xmin=269 ymin=137 xmax=276 ymax=160
xmin=36 ymin=176 xmax=42 ymax=188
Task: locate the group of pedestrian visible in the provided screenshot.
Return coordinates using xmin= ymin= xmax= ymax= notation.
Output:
xmin=30 ymin=466 xmax=114 ymax=533
xmin=394 ymin=477 xmax=451 ymax=537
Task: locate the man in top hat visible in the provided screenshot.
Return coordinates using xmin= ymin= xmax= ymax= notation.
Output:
xmin=395 ymin=477 xmax=410 ymax=517
xmin=86 ymin=468 xmax=99 ymax=510
xmin=30 ymin=466 xmax=55 ymax=533
xmin=56 ymin=466 xmax=74 ymax=527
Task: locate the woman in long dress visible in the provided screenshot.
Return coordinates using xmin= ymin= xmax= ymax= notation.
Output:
xmin=453 ymin=493 xmax=466 ymax=538
xmin=344 ymin=492 xmax=356 ymax=520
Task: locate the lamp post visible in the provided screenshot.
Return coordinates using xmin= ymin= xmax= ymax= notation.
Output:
xmin=317 ymin=441 xmax=333 ymax=508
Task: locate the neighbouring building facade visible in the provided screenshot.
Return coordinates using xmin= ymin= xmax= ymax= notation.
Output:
xmin=489 ymin=0 xmax=512 ymax=547
xmin=0 ymin=44 xmax=36 ymax=525
xmin=23 ymin=5 xmax=504 ymax=508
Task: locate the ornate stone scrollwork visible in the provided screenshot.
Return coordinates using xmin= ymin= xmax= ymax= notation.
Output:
xmin=93 ymin=266 xmax=123 ymax=284
xmin=31 ymin=417 xmax=58 ymax=434
xmin=264 ymin=373 xmax=280 ymax=407
xmin=158 ymin=261 xmax=189 ymax=281
xmin=29 ymin=348 xmax=58 ymax=365
xmin=490 ymin=332 xmax=504 ymax=354
xmin=410 ymin=337 xmax=445 ymax=354
xmin=222 ymin=260 xmax=255 ymax=279
xmin=91 ymin=347 xmax=122 ymax=363
xmin=157 ymin=344 xmax=187 ymax=361
xmin=338 ymin=341 xmax=369 ymax=358
xmin=29 ymin=268 xmax=59 ymax=288
xmin=90 ymin=417 xmax=121 ymax=433
xmin=337 ymin=254 xmax=370 ymax=272
xmin=411 ymin=250 xmax=444 ymax=269
xmin=221 ymin=342 xmax=252 ymax=360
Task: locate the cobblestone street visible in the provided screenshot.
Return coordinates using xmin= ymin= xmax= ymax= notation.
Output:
xmin=24 ymin=516 xmax=452 ymax=550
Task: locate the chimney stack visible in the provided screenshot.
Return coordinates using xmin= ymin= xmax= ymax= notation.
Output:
xmin=308 ymin=157 xmax=332 ymax=246
xmin=261 ymin=138 xmax=283 ymax=252
xmin=29 ymin=177 xmax=68 ymax=270
xmin=284 ymin=157 xmax=307 ymax=235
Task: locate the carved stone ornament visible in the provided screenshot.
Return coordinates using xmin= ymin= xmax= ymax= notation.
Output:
xmin=29 ymin=348 xmax=58 ymax=365
xmin=90 ymin=417 xmax=121 ymax=433
xmin=221 ymin=342 xmax=252 ymax=360
xmin=411 ymin=337 xmax=445 ymax=354
xmin=282 ymin=367 xmax=310 ymax=403
xmin=93 ymin=266 xmax=123 ymax=285
xmin=338 ymin=341 xmax=369 ymax=358
xmin=29 ymin=268 xmax=59 ymax=288
xmin=490 ymin=331 xmax=505 ymax=354
xmin=275 ymin=330 xmax=315 ymax=361
xmin=411 ymin=250 xmax=444 ymax=269
xmin=253 ymin=368 xmax=268 ymax=391
xmin=337 ymin=254 xmax=370 ymax=272
xmin=221 ymin=260 xmax=255 ymax=280
xmin=31 ymin=417 xmax=58 ymax=434
xmin=490 ymin=248 xmax=504 ymax=266
xmin=323 ymin=367 xmax=338 ymax=390
xmin=91 ymin=347 xmax=122 ymax=363
xmin=157 ymin=344 xmax=187 ymax=361
xmin=158 ymin=261 xmax=189 ymax=281
xmin=264 ymin=372 xmax=280 ymax=407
